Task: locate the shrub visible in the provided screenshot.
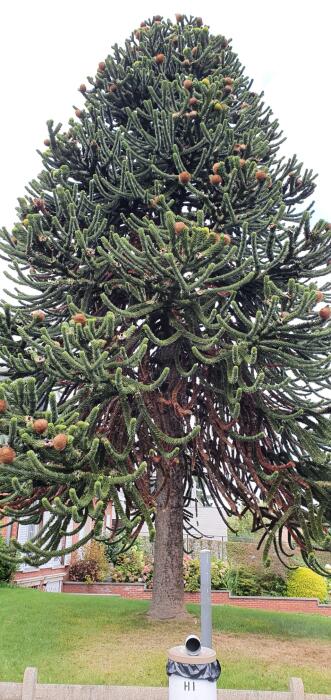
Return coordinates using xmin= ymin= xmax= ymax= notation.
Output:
xmin=0 ymin=537 xmax=18 ymax=582
xmin=257 ymin=570 xmax=287 ymax=596
xmin=227 ymin=565 xmax=286 ymax=597
xmin=183 ymin=556 xmax=200 ymax=592
xmin=109 ymin=548 xmax=229 ymax=590
xmin=110 ymin=546 xmax=146 ymax=582
xmin=227 ymin=566 xmax=260 ymax=596
xmin=68 ymin=540 xmax=109 ymax=583
xmin=142 ymin=560 xmax=154 ymax=588
xmin=183 ymin=556 xmax=229 ymax=592
xmin=83 ymin=540 xmax=109 ymax=581
xmin=325 ymin=565 xmax=331 ymax=601
xmin=106 ymin=537 xmax=143 ymax=564
xmin=286 ymin=567 xmax=328 ymax=602
xmin=0 ymin=536 xmax=17 ymax=582
xmin=211 ymin=559 xmax=229 ymax=590
xmin=68 ymin=559 xmax=100 ymax=583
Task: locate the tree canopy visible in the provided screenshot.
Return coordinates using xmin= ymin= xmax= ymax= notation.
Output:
xmin=0 ymin=14 xmax=330 ymax=583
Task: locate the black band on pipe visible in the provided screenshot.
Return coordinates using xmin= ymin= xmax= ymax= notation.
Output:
xmin=166 ymin=659 xmax=221 ymax=682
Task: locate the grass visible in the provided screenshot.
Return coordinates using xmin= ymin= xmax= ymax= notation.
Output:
xmin=200 ymin=603 xmax=331 ymax=639
xmin=0 ymin=588 xmax=330 ymax=692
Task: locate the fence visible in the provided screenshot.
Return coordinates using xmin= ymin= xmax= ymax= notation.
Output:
xmin=0 ymin=668 xmax=330 ymax=700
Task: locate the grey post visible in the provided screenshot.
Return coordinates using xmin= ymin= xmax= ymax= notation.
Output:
xmin=200 ymin=549 xmax=212 ymax=649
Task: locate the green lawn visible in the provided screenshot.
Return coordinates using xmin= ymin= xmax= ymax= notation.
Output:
xmin=206 ymin=603 xmax=331 ymax=639
xmin=0 ymin=587 xmax=330 ymax=692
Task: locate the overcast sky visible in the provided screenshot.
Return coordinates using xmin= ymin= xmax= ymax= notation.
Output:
xmin=0 ymin=0 xmax=330 ymax=286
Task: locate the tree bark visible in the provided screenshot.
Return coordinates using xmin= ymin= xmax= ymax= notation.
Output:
xmin=148 ymin=459 xmax=186 ymax=619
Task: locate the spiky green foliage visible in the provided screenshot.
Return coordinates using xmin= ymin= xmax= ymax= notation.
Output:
xmin=0 ymin=14 xmax=330 ymax=572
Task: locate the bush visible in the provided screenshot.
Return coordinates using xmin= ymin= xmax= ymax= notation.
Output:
xmin=211 ymin=559 xmax=229 ymax=590
xmin=110 ymin=546 xmax=146 ymax=583
xmin=183 ymin=556 xmax=200 ymax=592
xmin=141 ymin=560 xmax=154 ymax=588
xmin=68 ymin=559 xmax=100 ymax=583
xmin=183 ymin=556 xmax=229 ymax=592
xmin=68 ymin=541 xmax=109 ymax=583
xmin=227 ymin=565 xmax=286 ymax=597
xmin=325 ymin=565 xmax=331 ymax=601
xmin=109 ymin=547 xmax=229 ymax=591
xmin=227 ymin=566 xmax=260 ymax=596
xmin=0 ymin=536 xmax=17 ymax=582
xmin=261 ymin=570 xmax=284 ymax=596
xmin=286 ymin=567 xmax=328 ymax=602
xmin=83 ymin=540 xmax=109 ymax=580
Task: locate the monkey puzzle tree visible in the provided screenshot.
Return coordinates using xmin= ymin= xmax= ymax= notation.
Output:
xmin=0 ymin=14 xmax=330 ymax=619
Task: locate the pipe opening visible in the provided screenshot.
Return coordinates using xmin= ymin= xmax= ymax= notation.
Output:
xmin=185 ymin=635 xmax=201 ymax=656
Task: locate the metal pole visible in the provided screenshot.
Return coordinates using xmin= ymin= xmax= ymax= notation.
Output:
xmin=200 ymin=549 xmax=212 ymax=649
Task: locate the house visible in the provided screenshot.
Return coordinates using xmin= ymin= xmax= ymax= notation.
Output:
xmin=2 ymin=491 xmax=228 ymax=589
xmin=1 ymin=503 xmax=113 ymax=591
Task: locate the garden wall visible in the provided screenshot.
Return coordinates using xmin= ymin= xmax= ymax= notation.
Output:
xmin=62 ymin=581 xmax=331 ymax=616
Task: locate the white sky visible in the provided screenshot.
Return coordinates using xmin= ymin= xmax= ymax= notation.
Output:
xmin=0 ymin=0 xmax=330 ymax=286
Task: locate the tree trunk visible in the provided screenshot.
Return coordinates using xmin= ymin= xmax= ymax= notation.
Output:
xmin=148 ymin=459 xmax=186 ymax=619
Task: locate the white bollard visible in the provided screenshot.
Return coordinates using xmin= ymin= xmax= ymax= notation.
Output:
xmin=167 ymin=641 xmax=220 ymax=699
